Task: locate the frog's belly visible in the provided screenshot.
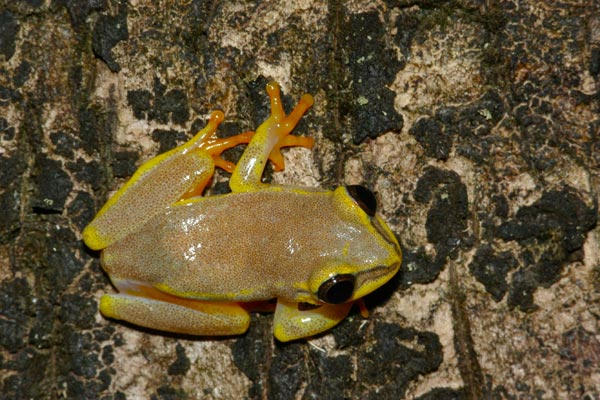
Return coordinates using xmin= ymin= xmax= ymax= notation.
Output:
xmin=101 ymin=189 xmax=341 ymax=301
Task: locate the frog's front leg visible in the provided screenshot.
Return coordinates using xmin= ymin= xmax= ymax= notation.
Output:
xmin=83 ymin=111 xmax=253 ymax=250
xmin=230 ymin=82 xmax=315 ymax=193
xmin=273 ymin=299 xmax=354 ymax=342
xmin=100 ymin=280 xmax=250 ymax=336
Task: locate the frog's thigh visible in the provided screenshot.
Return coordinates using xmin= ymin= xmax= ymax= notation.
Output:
xmin=84 ymin=151 xmax=215 ymax=250
xmin=100 ymin=293 xmax=250 ymax=336
xmin=273 ymin=299 xmax=353 ymax=342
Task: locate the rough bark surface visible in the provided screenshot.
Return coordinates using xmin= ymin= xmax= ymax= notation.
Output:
xmin=1 ymin=0 xmax=598 ymax=399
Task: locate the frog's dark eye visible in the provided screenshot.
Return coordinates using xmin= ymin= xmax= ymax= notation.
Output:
xmin=346 ymin=185 xmax=377 ymax=217
xmin=317 ymin=274 xmax=356 ymax=304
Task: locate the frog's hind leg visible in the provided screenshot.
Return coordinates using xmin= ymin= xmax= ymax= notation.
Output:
xmin=83 ymin=111 xmax=254 ymax=250
xmin=100 ymin=280 xmax=250 ymax=336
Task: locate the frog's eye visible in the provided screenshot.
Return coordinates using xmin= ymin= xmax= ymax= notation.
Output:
xmin=346 ymin=185 xmax=377 ymax=217
xmin=317 ymin=274 xmax=356 ymax=304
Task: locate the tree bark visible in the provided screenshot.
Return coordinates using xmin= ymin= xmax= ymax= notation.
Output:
xmin=1 ymin=0 xmax=598 ymax=399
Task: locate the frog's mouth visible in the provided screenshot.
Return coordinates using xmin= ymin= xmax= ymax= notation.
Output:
xmin=353 ymin=260 xmax=401 ymax=300
xmin=350 ymin=214 xmax=402 ymax=300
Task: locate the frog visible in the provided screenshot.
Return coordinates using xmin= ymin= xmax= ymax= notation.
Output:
xmin=83 ymin=81 xmax=402 ymax=342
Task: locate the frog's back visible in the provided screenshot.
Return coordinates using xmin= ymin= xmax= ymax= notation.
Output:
xmin=101 ymin=188 xmax=352 ymax=301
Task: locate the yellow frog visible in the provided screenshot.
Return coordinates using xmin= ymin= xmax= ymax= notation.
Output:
xmin=83 ymin=82 xmax=402 ymax=341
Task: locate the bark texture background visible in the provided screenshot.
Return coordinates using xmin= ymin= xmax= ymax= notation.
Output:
xmin=1 ymin=0 xmax=599 ymax=399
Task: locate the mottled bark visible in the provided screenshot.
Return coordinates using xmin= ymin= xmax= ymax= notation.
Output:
xmin=1 ymin=0 xmax=598 ymax=399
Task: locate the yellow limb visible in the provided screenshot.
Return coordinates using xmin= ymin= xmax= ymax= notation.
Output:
xmin=230 ymin=82 xmax=314 ymax=192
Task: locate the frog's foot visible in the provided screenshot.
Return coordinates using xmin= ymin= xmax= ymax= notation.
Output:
xmin=190 ymin=111 xmax=275 ymax=175
xmin=100 ymin=280 xmax=250 ymax=336
xmin=263 ymin=82 xmax=315 ymax=171
xmin=190 ymin=106 xmax=314 ymax=174
xmin=184 ymin=107 xmax=314 ymax=195
xmin=272 ymin=299 xmax=353 ymax=342
xmin=230 ymin=82 xmax=315 ymax=191
xmin=179 ymin=111 xmax=252 ymax=198
xmin=356 ymin=298 xmax=370 ymax=318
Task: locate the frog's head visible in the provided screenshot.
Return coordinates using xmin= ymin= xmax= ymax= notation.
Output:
xmin=307 ymin=185 xmax=402 ymax=305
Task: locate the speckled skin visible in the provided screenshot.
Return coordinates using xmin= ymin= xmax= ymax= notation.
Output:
xmin=84 ymin=82 xmax=402 ymax=341
xmin=90 ymin=152 xmax=212 ymax=249
xmin=103 ymin=188 xmax=399 ymax=303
